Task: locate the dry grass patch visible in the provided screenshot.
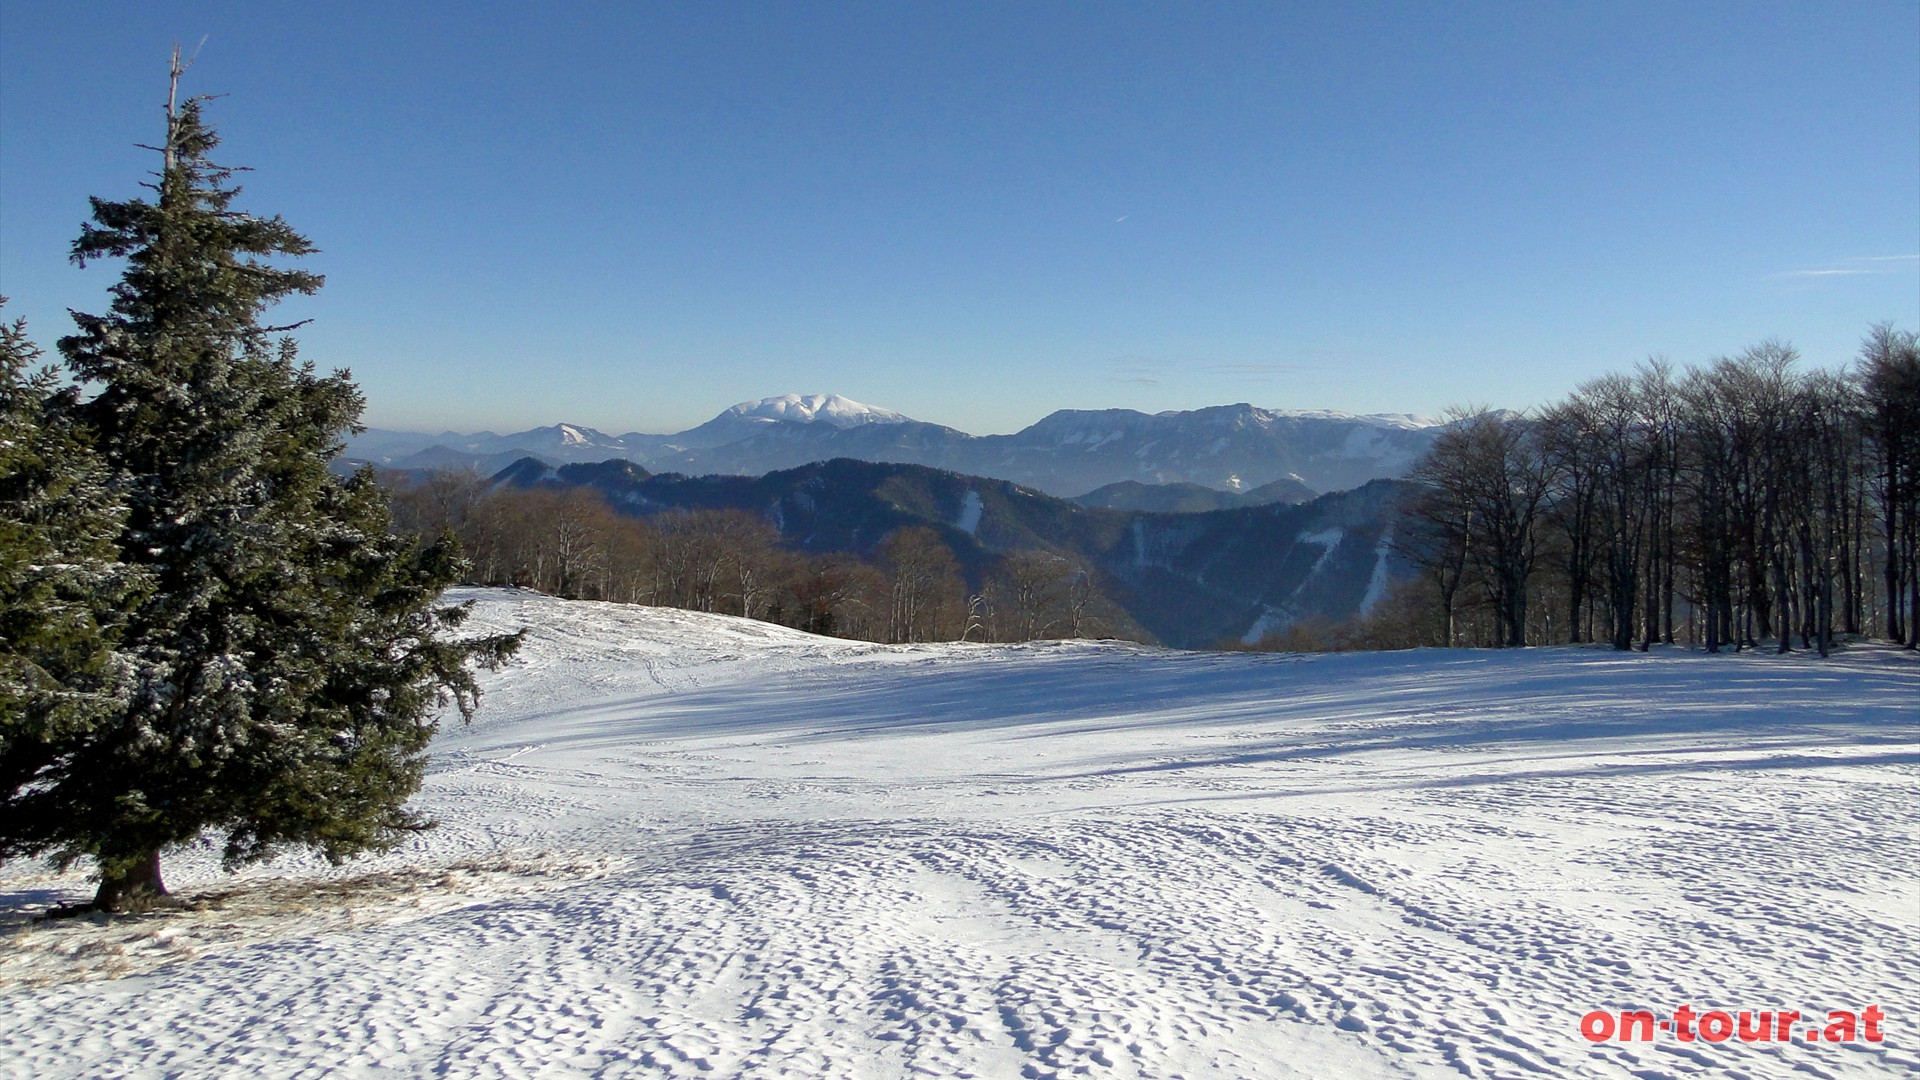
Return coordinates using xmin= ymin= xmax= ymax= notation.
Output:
xmin=0 ymin=852 xmax=623 ymax=989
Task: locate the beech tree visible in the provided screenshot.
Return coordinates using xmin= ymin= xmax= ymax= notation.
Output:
xmin=1399 ymin=425 xmax=1477 ymax=646
xmin=1408 ymin=410 xmax=1551 ymax=647
xmin=880 ymin=526 xmax=963 ymax=643
xmin=1396 ymin=331 xmax=1913 ymax=652
xmin=1860 ymin=324 xmax=1920 ymax=647
xmin=0 ymin=62 xmax=519 ymax=912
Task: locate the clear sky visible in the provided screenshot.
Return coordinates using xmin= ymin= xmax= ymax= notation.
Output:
xmin=3 ymin=2 xmax=1916 ymax=436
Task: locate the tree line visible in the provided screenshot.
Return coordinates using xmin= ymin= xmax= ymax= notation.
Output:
xmin=1387 ymin=330 xmax=1919 ymax=654
xmin=382 ymin=471 xmax=1128 ymax=645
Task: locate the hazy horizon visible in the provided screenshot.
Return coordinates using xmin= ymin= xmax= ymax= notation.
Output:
xmin=361 ymin=391 xmax=1461 ymax=440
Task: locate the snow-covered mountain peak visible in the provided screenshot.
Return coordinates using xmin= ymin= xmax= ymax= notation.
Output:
xmin=723 ymin=394 xmax=910 ymax=428
xmin=512 ymin=423 xmax=625 ymax=448
xmin=1260 ymin=408 xmax=1444 ymax=430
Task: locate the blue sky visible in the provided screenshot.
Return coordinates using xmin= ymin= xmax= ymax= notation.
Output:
xmin=3 ymin=3 xmax=1915 ymax=435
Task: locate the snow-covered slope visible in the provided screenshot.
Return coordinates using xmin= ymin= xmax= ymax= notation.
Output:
xmin=7 ymin=590 xmax=1913 ymax=1079
xmin=665 ymin=393 xmax=917 ymax=452
xmin=725 ymin=393 xmax=909 ymax=428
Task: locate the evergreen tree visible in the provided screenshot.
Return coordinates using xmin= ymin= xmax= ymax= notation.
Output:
xmin=0 ymin=302 xmax=143 ymax=855
xmin=6 ymin=61 xmax=519 ymax=912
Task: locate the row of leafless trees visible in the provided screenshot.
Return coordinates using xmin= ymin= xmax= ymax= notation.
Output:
xmin=383 ymin=473 xmax=1126 ymax=643
xmin=1398 ymin=327 xmax=1920 ymax=653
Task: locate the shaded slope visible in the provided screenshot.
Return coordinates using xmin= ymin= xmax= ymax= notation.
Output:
xmin=499 ymin=457 xmax=1416 ymax=647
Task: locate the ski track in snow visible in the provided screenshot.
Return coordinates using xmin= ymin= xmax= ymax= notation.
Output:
xmin=3 ymin=588 xmax=1917 ymax=1079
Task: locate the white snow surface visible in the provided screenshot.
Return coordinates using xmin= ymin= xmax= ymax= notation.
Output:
xmin=4 ymin=588 xmax=1917 ymax=1079
xmin=723 ymin=394 xmax=909 ymax=428
xmin=1262 ymin=408 xmax=1442 ymax=429
xmin=955 ymin=490 xmax=984 ymax=535
xmin=1359 ymin=527 xmax=1396 ymax=615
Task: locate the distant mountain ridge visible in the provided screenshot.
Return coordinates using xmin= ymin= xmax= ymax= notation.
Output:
xmin=347 ymin=394 xmax=1444 ymax=500
xmin=1070 ymin=477 xmax=1317 ymax=512
xmin=494 ymin=455 xmax=1417 ymax=648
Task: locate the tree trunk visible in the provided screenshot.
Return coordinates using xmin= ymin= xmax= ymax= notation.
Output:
xmin=1887 ymin=493 xmax=1904 ymax=643
xmin=1909 ymin=542 xmax=1919 ymax=648
xmin=93 ymin=848 xmax=172 ymax=913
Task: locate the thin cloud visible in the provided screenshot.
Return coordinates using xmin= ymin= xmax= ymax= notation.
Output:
xmin=1203 ymin=363 xmax=1303 ymax=375
xmin=1107 ymin=354 xmax=1172 ymax=386
xmin=1775 ymin=254 xmax=1919 ymax=279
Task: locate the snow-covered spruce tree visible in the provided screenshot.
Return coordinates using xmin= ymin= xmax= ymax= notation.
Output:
xmin=0 ymin=301 xmax=145 ymax=861
xmin=23 ymin=67 xmax=519 ymax=913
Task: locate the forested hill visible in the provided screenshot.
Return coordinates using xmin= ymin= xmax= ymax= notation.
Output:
xmin=493 ymin=457 xmax=1415 ymax=648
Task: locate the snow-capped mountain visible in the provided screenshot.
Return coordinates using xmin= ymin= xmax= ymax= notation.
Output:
xmin=345 ymin=397 xmax=1446 ymax=497
xmin=669 ymin=394 xmax=912 ymax=450
xmin=337 ymin=422 xmax=648 ymax=476
xmin=986 ymin=404 xmax=1441 ymax=495
xmin=494 ymin=423 xmax=633 ymax=455
xmin=726 ymin=393 xmax=908 ymax=428
xmin=345 ymin=395 xmax=920 ymax=473
xmin=636 ymin=402 xmax=1445 ymax=496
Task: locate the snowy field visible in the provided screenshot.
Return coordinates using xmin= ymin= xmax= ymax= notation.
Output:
xmin=3 ymin=587 xmax=1916 ymax=1079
